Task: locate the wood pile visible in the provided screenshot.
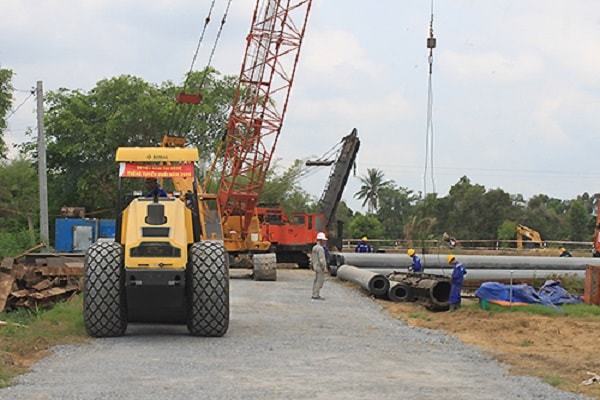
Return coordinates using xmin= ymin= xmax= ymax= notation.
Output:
xmin=0 ymin=247 xmax=84 ymax=312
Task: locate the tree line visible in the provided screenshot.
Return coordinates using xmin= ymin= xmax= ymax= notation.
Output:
xmin=0 ymin=66 xmax=597 ymax=257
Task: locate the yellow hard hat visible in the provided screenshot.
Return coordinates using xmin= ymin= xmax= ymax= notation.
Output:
xmin=447 ymin=254 xmax=455 ymax=264
xmin=560 ymin=247 xmax=566 ymax=252
xmin=407 ymin=248 xmax=415 ymax=257
xmin=362 ymin=236 xmax=368 ymax=241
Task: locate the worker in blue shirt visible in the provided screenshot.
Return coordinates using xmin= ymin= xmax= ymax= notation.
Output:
xmin=447 ymin=254 xmax=467 ymax=311
xmin=559 ymin=247 xmax=572 ymax=257
xmin=407 ymin=248 xmax=423 ymax=273
xmin=355 ymin=236 xmax=372 ymax=253
xmin=145 ymin=177 xmax=168 ymax=197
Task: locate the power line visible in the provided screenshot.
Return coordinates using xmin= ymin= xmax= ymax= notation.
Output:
xmin=6 ymin=90 xmax=35 ymax=120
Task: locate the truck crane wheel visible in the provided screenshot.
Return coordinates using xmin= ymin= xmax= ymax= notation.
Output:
xmin=83 ymin=241 xmax=127 ymax=338
xmin=186 ymin=241 xmax=230 ymax=337
xmin=252 ymin=253 xmax=277 ymax=281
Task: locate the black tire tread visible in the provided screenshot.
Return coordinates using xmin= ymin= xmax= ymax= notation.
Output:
xmin=83 ymin=241 xmax=127 ymax=337
xmin=187 ymin=241 xmax=230 ymax=337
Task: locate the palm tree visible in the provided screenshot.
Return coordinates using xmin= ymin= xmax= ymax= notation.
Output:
xmin=354 ymin=168 xmax=392 ymax=214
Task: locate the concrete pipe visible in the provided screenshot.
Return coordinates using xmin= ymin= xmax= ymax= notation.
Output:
xmin=388 ymin=281 xmax=413 ymax=302
xmin=337 ymin=264 xmax=390 ymax=298
xmin=329 ymin=252 xmax=600 ymax=272
xmin=389 ymin=272 xmax=451 ymax=310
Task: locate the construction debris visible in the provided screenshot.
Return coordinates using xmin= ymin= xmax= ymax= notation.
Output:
xmin=0 ymin=254 xmax=83 ymax=312
xmin=581 ymin=371 xmax=600 ymax=386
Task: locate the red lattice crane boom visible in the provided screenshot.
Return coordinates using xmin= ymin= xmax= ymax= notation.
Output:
xmin=217 ymin=0 xmax=313 ymax=236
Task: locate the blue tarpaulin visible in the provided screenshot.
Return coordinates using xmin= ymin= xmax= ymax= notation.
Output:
xmin=475 ymin=280 xmax=582 ymax=306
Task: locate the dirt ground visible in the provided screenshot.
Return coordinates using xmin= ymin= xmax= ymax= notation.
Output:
xmin=4 ymin=267 xmax=600 ymax=399
xmin=377 ymin=297 xmax=600 ymax=399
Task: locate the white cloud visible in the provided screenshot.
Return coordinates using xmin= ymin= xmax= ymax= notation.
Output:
xmin=441 ymin=50 xmax=544 ymax=83
xmin=303 ymin=27 xmax=381 ymax=77
xmin=3 ymin=0 xmax=600 ymax=210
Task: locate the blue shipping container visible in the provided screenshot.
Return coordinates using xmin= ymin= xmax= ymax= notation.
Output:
xmin=55 ymin=218 xmax=116 ymax=252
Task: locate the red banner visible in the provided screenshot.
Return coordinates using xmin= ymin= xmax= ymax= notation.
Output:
xmin=119 ymin=162 xmax=195 ymax=178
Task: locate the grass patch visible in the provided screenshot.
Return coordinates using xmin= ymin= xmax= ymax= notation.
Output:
xmin=408 ymin=312 xmax=432 ymax=321
xmin=542 ymin=375 xmax=564 ymax=387
xmin=0 ymin=294 xmax=89 ymax=388
xmin=475 ymin=301 xmax=600 ymax=319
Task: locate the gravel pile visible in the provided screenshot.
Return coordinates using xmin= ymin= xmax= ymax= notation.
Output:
xmin=0 ymin=270 xmax=592 ymax=400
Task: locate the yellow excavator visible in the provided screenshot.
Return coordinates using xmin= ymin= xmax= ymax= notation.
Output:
xmin=516 ymin=224 xmax=544 ymax=249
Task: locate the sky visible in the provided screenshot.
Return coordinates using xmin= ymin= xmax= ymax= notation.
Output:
xmin=2 ymin=0 xmax=600 ymax=212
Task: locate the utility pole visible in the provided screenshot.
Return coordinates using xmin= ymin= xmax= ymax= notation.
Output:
xmin=36 ymin=81 xmax=49 ymax=248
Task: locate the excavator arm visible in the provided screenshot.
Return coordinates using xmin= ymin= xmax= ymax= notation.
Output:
xmin=516 ymin=224 xmax=543 ymax=249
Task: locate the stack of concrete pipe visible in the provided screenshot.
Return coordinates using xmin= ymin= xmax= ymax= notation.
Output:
xmin=336 ymin=264 xmax=451 ymax=310
xmin=388 ymin=272 xmax=451 ymax=310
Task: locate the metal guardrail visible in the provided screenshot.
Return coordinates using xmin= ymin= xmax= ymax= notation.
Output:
xmin=341 ymin=239 xmax=594 ymax=256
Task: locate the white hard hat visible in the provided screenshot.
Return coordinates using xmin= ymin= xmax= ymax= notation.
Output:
xmin=316 ymin=232 xmax=327 ymax=241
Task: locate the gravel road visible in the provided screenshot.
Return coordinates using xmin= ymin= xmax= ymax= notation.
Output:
xmin=0 ymin=270 xmax=592 ymax=400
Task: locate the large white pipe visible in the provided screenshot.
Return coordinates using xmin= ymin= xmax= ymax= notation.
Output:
xmin=330 ymin=252 xmax=600 ymax=271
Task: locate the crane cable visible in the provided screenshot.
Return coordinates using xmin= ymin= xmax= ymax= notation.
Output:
xmin=183 ymin=0 xmax=217 ymax=92
xmin=168 ymin=0 xmax=232 ymax=137
xmin=422 ymin=1 xmax=448 ymax=274
xmin=299 ymin=138 xmax=346 ymax=181
xmin=423 ymin=0 xmax=436 ymax=197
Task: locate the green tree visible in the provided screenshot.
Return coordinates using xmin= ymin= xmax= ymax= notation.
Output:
xmin=21 ymin=69 xmax=237 ymax=217
xmin=354 ymin=168 xmax=392 ymax=214
xmin=444 ymin=176 xmax=487 ymax=240
xmin=376 ymin=185 xmax=418 ymax=239
xmin=436 ymin=177 xmax=521 ymax=243
xmin=567 ymin=200 xmax=592 ymax=242
xmin=259 ymin=159 xmax=314 ymax=216
xmin=521 ymin=194 xmax=564 ymax=240
xmin=497 ymin=220 xmax=517 ymax=248
xmin=479 ymin=188 xmax=519 ymax=240
xmin=0 ymin=67 xmax=14 ymax=158
xmin=0 ymin=158 xmax=39 ymax=252
xmin=348 ymin=213 xmax=384 ymax=240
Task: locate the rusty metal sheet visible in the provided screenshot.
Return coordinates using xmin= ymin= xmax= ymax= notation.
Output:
xmin=64 ymin=262 xmax=84 ymax=268
xmin=1 ymin=257 xmax=14 ymax=271
xmin=29 ymin=286 xmax=73 ymax=300
xmin=10 ymin=289 xmax=30 ymax=298
xmin=35 ymin=258 xmax=48 ymax=266
xmin=1 ymin=256 xmax=85 ymax=310
xmin=0 ymin=271 xmax=15 ymax=312
xmin=37 ymin=266 xmax=83 ymax=277
xmin=12 ymin=264 xmax=26 ymax=280
xmin=32 ymin=279 xmax=54 ymax=291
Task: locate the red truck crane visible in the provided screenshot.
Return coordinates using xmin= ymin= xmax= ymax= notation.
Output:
xmin=594 ymin=212 xmax=600 ymax=257
xmin=200 ymin=0 xmax=314 ymax=277
xmin=217 ymin=0 xmax=312 ymax=227
xmin=258 ymin=129 xmax=360 ymax=268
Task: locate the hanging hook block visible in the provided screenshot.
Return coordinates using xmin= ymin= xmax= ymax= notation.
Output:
xmin=176 ymin=90 xmax=203 ymax=105
xmin=427 ymin=37 xmax=437 ymax=49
